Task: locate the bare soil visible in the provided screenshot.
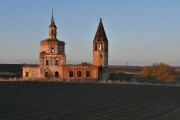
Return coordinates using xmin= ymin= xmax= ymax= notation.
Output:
xmin=0 ymin=82 xmax=180 ymax=120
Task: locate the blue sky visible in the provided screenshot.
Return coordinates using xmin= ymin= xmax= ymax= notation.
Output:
xmin=0 ymin=0 xmax=180 ymax=66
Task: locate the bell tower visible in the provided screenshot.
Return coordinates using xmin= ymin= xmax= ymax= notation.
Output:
xmin=39 ymin=10 xmax=66 ymax=78
xmin=93 ymin=18 xmax=108 ymax=67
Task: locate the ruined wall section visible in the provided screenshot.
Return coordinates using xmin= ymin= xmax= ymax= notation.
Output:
xmin=61 ymin=65 xmax=99 ymax=80
xmin=93 ymin=51 xmax=108 ymax=67
xmin=39 ymin=54 xmax=66 ymax=66
xmin=40 ymin=39 xmax=66 ymax=66
xmin=22 ymin=65 xmax=40 ymax=79
xmin=39 ymin=66 xmax=61 ymax=78
xmin=40 ymin=39 xmax=65 ymax=55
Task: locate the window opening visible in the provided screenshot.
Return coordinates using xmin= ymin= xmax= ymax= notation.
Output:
xmin=86 ymin=71 xmax=90 ymax=77
xmin=99 ymin=43 xmax=102 ymax=51
xmin=69 ymin=71 xmax=73 ymax=77
xmin=26 ymin=72 xmax=28 ymax=77
xmin=95 ymin=42 xmax=97 ymax=51
xmin=46 ymin=60 xmax=49 ymax=65
xmin=51 ymin=48 xmax=54 ymax=53
xmin=78 ymin=71 xmax=81 ymax=77
xmin=55 ymin=60 xmax=59 ymax=65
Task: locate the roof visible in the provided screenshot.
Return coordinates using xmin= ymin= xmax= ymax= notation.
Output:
xmin=93 ymin=18 xmax=108 ymax=42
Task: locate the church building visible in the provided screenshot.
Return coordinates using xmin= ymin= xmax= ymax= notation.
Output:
xmin=22 ymin=13 xmax=109 ymax=81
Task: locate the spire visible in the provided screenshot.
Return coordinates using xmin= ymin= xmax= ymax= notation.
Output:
xmin=51 ymin=8 xmax=55 ymax=22
xmin=94 ymin=18 xmax=108 ymax=42
xmin=49 ymin=9 xmax=57 ymax=39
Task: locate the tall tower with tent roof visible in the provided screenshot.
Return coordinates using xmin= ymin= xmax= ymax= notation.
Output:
xmin=93 ymin=18 xmax=109 ymax=80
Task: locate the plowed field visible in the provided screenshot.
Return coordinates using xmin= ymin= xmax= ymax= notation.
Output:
xmin=0 ymin=82 xmax=180 ymax=120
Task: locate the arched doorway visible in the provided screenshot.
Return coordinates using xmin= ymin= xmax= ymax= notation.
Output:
xmin=55 ymin=71 xmax=59 ymax=78
xmin=44 ymin=72 xmax=49 ymax=78
xmin=100 ymin=66 xmax=103 ymax=71
xmin=44 ymin=68 xmax=50 ymax=78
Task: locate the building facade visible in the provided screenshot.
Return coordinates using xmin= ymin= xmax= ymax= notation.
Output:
xmin=22 ymin=14 xmax=109 ymax=81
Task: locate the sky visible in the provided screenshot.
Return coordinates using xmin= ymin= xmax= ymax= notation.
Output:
xmin=0 ymin=0 xmax=180 ymax=66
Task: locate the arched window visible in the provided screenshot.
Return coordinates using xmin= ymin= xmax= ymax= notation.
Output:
xmin=46 ymin=60 xmax=49 ymax=65
xmin=69 ymin=71 xmax=73 ymax=77
xmin=99 ymin=43 xmax=102 ymax=51
xmin=55 ymin=60 xmax=59 ymax=65
xmin=51 ymin=48 xmax=54 ymax=53
xmin=78 ymin=71 xmax=81 ymax=77
xmin=86 ymin=71 xmax=90 ymax=77
xmin=101 ymin=43 xmax=103 ymax=51
xmin=55 ymin=71 xmax=59 ymax=78
xmin=95 ymin=42 xmax=97 ymax=51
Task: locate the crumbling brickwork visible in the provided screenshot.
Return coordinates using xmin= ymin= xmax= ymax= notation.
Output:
xmin=61 ymin=65 xmax=98 ymax=80
xmin=23 ymin=65 xmax=40 ymax=79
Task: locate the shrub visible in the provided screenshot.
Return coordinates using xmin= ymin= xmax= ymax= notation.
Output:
xmin=140 ymin=63 xmax=176 ymax=83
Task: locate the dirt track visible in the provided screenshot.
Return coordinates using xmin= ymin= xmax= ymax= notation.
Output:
xmin=0 ymin=82 xmax=180 ymax=120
